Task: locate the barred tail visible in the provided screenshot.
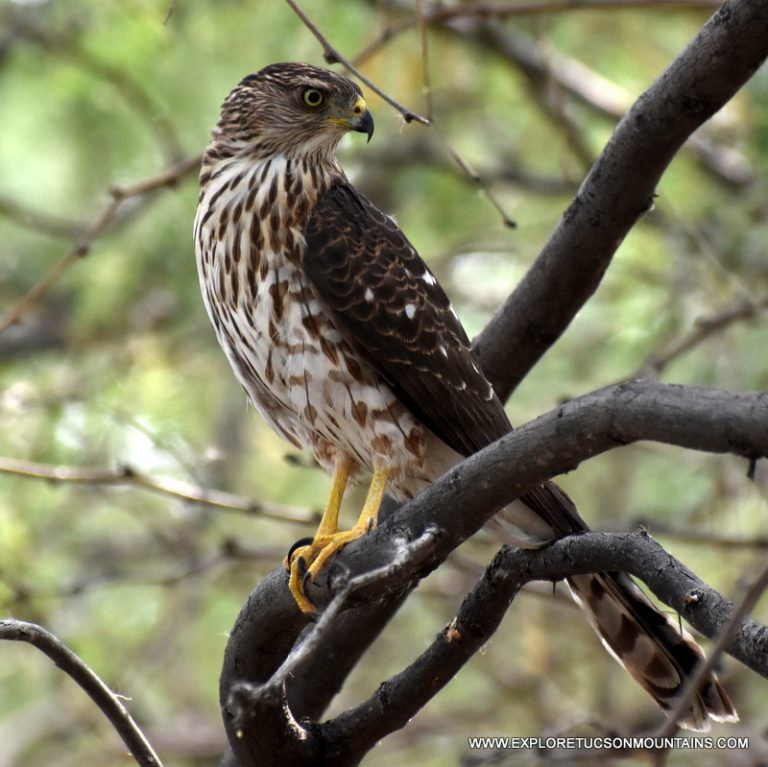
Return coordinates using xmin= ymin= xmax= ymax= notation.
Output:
xmin=568 ymin=571 xmax=738 ymax=730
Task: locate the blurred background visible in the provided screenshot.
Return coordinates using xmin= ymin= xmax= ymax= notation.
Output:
xmin=0 ymin=1 xmax=767 ymax=765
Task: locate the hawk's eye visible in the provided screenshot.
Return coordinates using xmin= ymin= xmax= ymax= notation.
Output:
xmin=302 ymin=88 xmax=326 ymax=108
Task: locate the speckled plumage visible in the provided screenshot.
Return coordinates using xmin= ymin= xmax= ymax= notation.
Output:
xmin=194 ymin=63 xmax=736 ymax=729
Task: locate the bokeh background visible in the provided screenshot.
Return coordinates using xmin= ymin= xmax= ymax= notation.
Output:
xmin=1 ymin=1 xmax=767 ymax=765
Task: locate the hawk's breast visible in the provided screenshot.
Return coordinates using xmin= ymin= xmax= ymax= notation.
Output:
xmin=194 ymin=152 xmax=427 ymax=483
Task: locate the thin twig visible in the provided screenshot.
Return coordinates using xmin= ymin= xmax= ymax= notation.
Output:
xmin=352 ymin=0 xmax=719 ymax=67
xmin=351 ymin=18 xmax=414 ymax=67
xmin=0 ymin=154 xmax=201 ymax=335
xmin=0 ymin=619 xmax=163 ymax=767
xmin=636 ymin=295 xmax=768 ymax=378
xmin=283 ymin=0 xmax=430 ymax=125
xmin=628 ymin=520 xmax=768 ymax=550
xmin=0 ymin=193 xmax=85 ymax=239
xmin=0 ymin=455 xmax=316 ymax=524
xmin=416 ymin=0 xmax=434 ymax=122
xmin=442 ymin=141 xmax=518 ymax=228
xmin=163 ymin=0 xmax=178 ymax=24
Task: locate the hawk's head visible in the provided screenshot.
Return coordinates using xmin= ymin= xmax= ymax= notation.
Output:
xmin=214 ymin=63 xmax=374 ymax=159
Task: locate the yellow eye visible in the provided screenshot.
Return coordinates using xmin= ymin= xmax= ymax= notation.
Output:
xmin=302 ymin=88 xmax=326 ymax=108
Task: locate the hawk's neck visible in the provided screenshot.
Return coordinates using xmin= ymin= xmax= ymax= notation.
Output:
xmin=197 ymin=144 xmax=343 ymax=263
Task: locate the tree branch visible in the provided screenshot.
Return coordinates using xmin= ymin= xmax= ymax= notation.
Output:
xmin=322 ymin=531 xmax=768 ymax=763
xmin=471 ymin=0 xmax=768 ymax=400
xmin=0 ymin=619 xmax=163 ymax=767
xmin=635 ymin=294 xmax=768 ymax=378
xmin=429 ymin=0 xmax=721 ymax=19
xmin=220 ymin=381 xmax=768 ymax=765
xmin=227 ymin=529 xmax=768 ymax=765
xmin=3 ymin=10 xmax=184 ymax=163
xmin=657 ymin=558 xmax=768 ymax=738
xmin=305 ymin=382 xmax=768 ymax=604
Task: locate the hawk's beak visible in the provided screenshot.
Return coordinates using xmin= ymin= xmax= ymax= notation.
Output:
xmin=348 ymin=97 xmax=374 ymax=143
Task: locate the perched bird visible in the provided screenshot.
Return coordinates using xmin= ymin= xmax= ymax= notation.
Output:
xmin=194 ymin=62 xmax=737 ymax=730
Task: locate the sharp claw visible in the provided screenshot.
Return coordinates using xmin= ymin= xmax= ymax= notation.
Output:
xmin=285 ymin=536 xmax=314 ymax=565
xmin=301 ymin=561 xmax=314 ymax=592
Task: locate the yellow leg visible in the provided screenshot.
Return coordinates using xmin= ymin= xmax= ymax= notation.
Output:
xmin=284 ymin=457 xmax=351 ymax=612
xmin=285 ymin=465 xmax=392 ymax=614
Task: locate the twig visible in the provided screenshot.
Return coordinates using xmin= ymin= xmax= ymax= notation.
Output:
xmin=0 ymin=455 xmax=316 ymax=524
xmin=627 ymin=519 xmax=768 ymax=550
xmin=0 ymin=193 xmax=85 ymax=239
xmin=351 ymin=18 xmax=414 ymax=67
xmin=220 ymin=381 xmax=768 ymax=764
xmin=163 ymin=0 xmax=178 ymax=24
xmin=0 ymin=619 xmax=163 ymax=767
xmin=442 ymin=141 xmax=518 ymax=228
xmin=354 ymin=0 xmax=720 ymax=66
xmin=279 ymin=529 xmax=435 ymax=688
xmin=636 ymin=295 xmax=768 ymax=378
xmin=283 ymin=0 xmax=430 ymax=125
xmin=254 ymin=531 xmax=768 ymax=764
xmin=416 ymin=0 xmax=433 ymax=122
xmin=356 ymin=1 xmax=752 ymax=187
xmin=0 ymin=154 xmax=201 ymax=335
xmin=324 ymin=545 xmax=525 ymax=761
xmin=355 ymin=0 xmax=720 ymax=65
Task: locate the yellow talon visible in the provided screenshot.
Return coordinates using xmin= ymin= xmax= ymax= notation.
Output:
xmin=285 ymin=462 xmax=392 ymax=614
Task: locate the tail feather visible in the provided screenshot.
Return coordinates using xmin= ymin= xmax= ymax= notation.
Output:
xmin=568 ymin=571 xmax=738 ymax=730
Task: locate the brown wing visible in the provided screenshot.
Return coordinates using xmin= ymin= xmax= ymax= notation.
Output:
xmin=303 ymin=181 xmax=510 ymax=457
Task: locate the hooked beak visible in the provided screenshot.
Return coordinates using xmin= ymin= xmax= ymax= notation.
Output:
xmin=348 ymin=97 xmax=374 ymax=143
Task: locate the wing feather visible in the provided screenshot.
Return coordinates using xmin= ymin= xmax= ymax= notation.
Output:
xmin=303 ymin=181 xmax=510 ymax=457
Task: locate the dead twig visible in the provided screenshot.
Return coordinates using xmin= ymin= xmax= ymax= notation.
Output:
xmin=0 ymin=455 xmax=316 ymax=524
xmin=636 ymin=295 xmax=768 ymax=377
xmin=0 ymin=154 xmax=201 ymax=335
xmin=429 ymin=0 xmax=721 ymax=22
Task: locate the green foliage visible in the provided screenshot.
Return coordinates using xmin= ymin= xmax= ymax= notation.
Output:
xmin=1 ymin=1 xmax=766 ymax=765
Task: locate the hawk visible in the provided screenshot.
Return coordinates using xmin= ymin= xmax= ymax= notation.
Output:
xmin=194 ymin=62 xmax=736 ymax=730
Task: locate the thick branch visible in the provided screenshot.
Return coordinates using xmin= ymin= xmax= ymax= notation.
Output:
xmin=472 ymin=0 xmax=768 ymax=400
xmin=323 ymin=532 xmax=768 ymax=763
xmin=307 ymin=382 xmax=768 ymax=602
xmin=219 ymin=533 xmax=435 ymax=766
xmin=221 ymin=382 xmax=768 ymax=765
xmin=227 ymin=529 xmax=768 ymax=765
xmin=220 ymin=2 xmax=768 ymax=760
